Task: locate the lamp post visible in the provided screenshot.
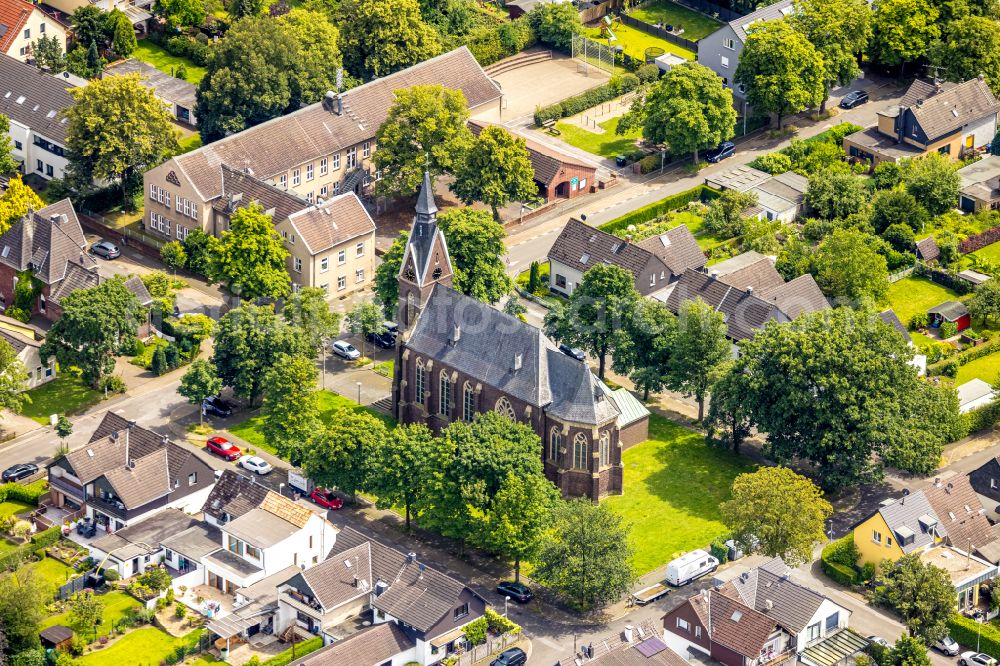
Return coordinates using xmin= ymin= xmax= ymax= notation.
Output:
xmin=504 ymin=595 xmax=511 ymax=618
xmin=356 ymin=381 xmax=362 ymax=405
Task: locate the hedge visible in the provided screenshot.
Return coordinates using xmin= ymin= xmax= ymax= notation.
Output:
xmin=926 ymin=339 xmax=1000 ymax=376
xmin=465 ymin=18 xmax=537 ymax=66
xmin=914 ymin=263 xmax=974 ymax=295
xmin=960 ymin=225 xmax=1000 ymax=254
xmin=820 ymin=535 xmax=859 ymax=586
xmin=949 ymin=614 xmax=1000 ymax=654
xmin=262 ymin=636 xmax=324 ymax=666
xmin=533 ymin=73 xmax=642 ymax=126
xmin=0 ymin=480 xmax=45 ymax=505
xmin=0 ymin=527 xmax=60 ymax=572
xmin=964 ymin=399 xmax=1000 ymax=434
xmin=597 ymin=185 xmax=719 ymax=236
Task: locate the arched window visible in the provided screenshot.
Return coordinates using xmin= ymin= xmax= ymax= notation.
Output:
xmin=462 ymin=382 xmax=475 ymax=422
xmin=549 ymin=428 xmax=562 ymax=462
xmin=439 ymin=371 xmax=450 ymax=417
xmin=573 ymin=433 xmax=588 ymax=470
xmin=495 ymin=397 xmax=516 ymax=421
xmin=415 ymin=358 xmax=426 ymax=406
xmin=600 ymin=432 xmax=610 ymax=467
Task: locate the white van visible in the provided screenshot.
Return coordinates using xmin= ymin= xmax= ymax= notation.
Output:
xmin=666 ymin=549 xmax=720 ymax=586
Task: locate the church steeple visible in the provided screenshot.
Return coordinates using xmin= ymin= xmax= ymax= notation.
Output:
xmin=397 ymin=171 xmax=453 ymax=329
xmin=415 ymin=170 xmax=438 ymax=224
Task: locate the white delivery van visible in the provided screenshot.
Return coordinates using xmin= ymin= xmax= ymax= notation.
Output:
xmin=287 ymin=468 xmax=314 ymax=495
xmin=666 ymin=549 xmax=720 ymax=586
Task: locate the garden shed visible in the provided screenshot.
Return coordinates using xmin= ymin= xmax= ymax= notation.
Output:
xmin=928 ymin=301 xmax=971 ymax=333
xmin=39 ymin=625 xmax=74 ymax=651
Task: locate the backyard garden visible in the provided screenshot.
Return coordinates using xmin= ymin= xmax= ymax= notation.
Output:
xmin=584 ymin=0 xmax=723 ymax=62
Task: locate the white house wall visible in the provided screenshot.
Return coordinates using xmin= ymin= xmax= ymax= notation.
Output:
xmin=965 ymin=114 xmax=998 ymax=151
xmin=549 ymin=259 xmax=585 ymax=297
xmin=6 ymin=118 xmax=68 ymax=180
xmin=792 ymin=599 xmax=850 ymax=652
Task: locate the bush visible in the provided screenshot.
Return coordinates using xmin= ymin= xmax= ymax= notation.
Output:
xmin=534 ymin=74 xmax=643 ymax=126
xmin=860 ymin=561 xmax=877 ymax=583
xmin=964 ymin=399 xmax=1000 ymax=434
xmin=821 ymin=535 xmax=859 ymax=585
xmin=941 ymin=321 xmax=958 ymax=339
xmin=484 ymin=607 xmax=520 ymax=635
xmin=261 ymin=636 xmax=324 ymax=666
xmin=3 ymin=306 xmax=30 ymax=323
xmin=909 ymin=312 xmax=929 ymax=330
xmin=174 ymin=604 xmax=187 ymax=620
xmin=99 ymin=375 xmax=127 ymax=394
xmin=598 ymin=185 xmax=720 ymax=235
xmin=709 ymin=536 xmax=729 ymax=564
xmin=462 ymin=616 xmax=488 ymax=645
xmin=68 ymin=635 xmax=87 ymax=656
xmin=636 ymin=63 xmax=660 ymax=84
xmin=748 ymin=152 xmax=793 ymax=174
xmin=103 ymin=569 xmax=119 ymax=582
xmin=949 ymin=614 xmax=1000 ymax=654
xmin=138 ymin=567 xmax=172 ymax=592
xmin=638 ymin=154 xmax=660 ymax=174
xmin=466 ymin=17 xmax=536 ymax=66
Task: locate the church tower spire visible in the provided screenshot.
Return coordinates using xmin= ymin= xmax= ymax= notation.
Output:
xmin=397 ymin=171 xmax=453 ymax=329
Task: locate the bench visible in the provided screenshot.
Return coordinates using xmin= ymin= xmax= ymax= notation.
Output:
xmin=541 ymin=118 xmax=560 ymax=135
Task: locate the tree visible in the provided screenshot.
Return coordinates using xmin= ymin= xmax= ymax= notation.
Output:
xmin=0 ymin=570 xmax=47 ymax=654
xmin=451 ymin=125 xmax=536 ymax=221
xmin=871 ymin=189 xmax=928 ymax=233
xmin=151 ymin=345 xmax=168 ymax=376
xmin=160 ymin=241 xmax=187 ymax=273
xmin=503 ymin=297 xmax=527 ymax=319
xmin=624 ymin=63 xmax=736 ymax=162
xmin=71 ymin=5 xmax=108 ymax=51
xmin=28 ymin=34 xmax=66 ymax=73
xmin=211 ymin=303 xmax=309 ymax=405
xmin=106 ymin=9 xmax=136 ymax=57
xmin=64 ymin=75 xmax=179 ymax=207
xmin=283 ymin=286 xmax=341 ymax=355
xmin=368 ymin=423 xmax=450 ymax=529
xmin=68 ymin=591 xmax=104 ymax=641
xmin=904 ymin=154 xmax=961 ymax=217
xmin=277 ymin=9 xmax=345 ymax=104
xmin=373 ymin=85 xmax=473 ymax=197
xmin=885 ymin=636 xmax=933 ymax=666
xmin=527 ymin=261 xmax=541 ymax=294
xmin=338 ymin=0 xmax=441 ymax=80
xmin=882 ymin=223 xmax=916 ymax=253
xmin=469 ymin=472 xmax=558 ymax=582
xmin=814 ymin=229 xmax=889 ymax=305
xmin=527 ymin=2 xmax=582 ymax=51
xmin=613 ymin=299 xmax=676 ymax=400
xmin=373 ymin=231 xmax=407 ymax=317
xmin=970 ymin=279 xmax=1000 ymax=325
xmin=705 ymin=365 xmax=754 ymax=453
xmin=873 ymin=161 xmax=904 ymax=190
xmin=532 ymin=500 xmax=635 ymax=610
xmin=155 ymin=0 xmax=206 ymax=28
xmin=436 ymin=208 xmax=513 ymax=304
xmin=805 ymin=168 xmax=868 ymax=220
xmin=229 ymin=0 xmax=266 ymax=18
xmin=544 ymin=263 xmax=639 ymax=378
xmin=40 ymin=279 xmax=142 ymax=388
xmin=302 ymin=408 xmax=390 ymax=498
xmin=733 ymin=308 xmax=958 ymax=488
xmin=178 ymin=360 xmax=222 ymax=425
xmin=207 ymin=202 xmax=291 ymax=300
xmin=664 ymin=298 xmax=730 ymax=420
xmin=55 ymin=414 xmax=73 ymax=441
xmin=703 ymin=189 xmax=759 ymax=237
xmin=346 ymin=301 xmax=384 ymax=363
xmin=871 ymin=0 xmax=940 ymax=71
xmin=0 ymin=116 xmax=17 ymax=176
xmin=182 ymin=229 xmax=213 ymax=275
xmin=0 ymin=175 xmax=44 ymax=233
xmin=261 ymin=354 xmax=321 ymax=463
xmin=790 ymin=0 xmax=872 ymax=112
xmin=0 ymin=339 xmax=30 ymax=416
xmin=875 ymin=554 xmax=955 ymax=643
xmin=721 ymin=467 xmax=832 ymax=566
xmin=734 ymin=21 xmax=825 ymax=129
xmin=932 ymin=16 xmax=1000 ymax=94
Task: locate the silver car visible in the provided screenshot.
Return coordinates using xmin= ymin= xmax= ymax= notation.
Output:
xmin=332 ymin=340 xmax=361 ymax=360
xmin=935 ymin=637 xmax=959 ymax=656
xmin=89 ymin=240 xmax=121 ymax=259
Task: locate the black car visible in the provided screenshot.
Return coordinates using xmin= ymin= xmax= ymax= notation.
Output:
xmin=704 ymin=141 xmax=736 ymax=163
xmin=366 ymin=330 xmax=396 ymax=349
xmin=839 ymin=90 xmax=870 ymax=109
xmin=490 ymin=648 xmax=527 ymax=666
xmin=559 ymin=344 xmax=585 ymax=361
xmin=76 ymin=520 xmax=97 ymax=538
xmin=497 ymin=581 xmax=533 ymax=604
xmin=202 ymin=395 xmax=234 ymax=418
xmin=1 ymin=462 xmax=38 ymax=483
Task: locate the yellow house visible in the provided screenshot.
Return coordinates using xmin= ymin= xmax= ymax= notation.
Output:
xmin=852 ymin=491 xmax=943 ymax=566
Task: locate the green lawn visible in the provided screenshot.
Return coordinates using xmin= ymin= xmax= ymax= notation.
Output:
xmin=0 ymin=499 xmax=31 ymax=518
xmin=604 ymin=414 xmax=756 ymax=575
xmin=553 ymin=117 xmax=641 ymax=159
xmin=628 ymin=0 xmax=723 ymax=41
xmin=22 ymin=375 xmax=104 ymax=424
xmin=176 ymin=134 xmax=202 ymax=154
xmin=27 ymin=557 xmax=76 ymax=593
xmin=373 ymin=359 xmax=394 ymax=378
xmin=78 ymin=628 xmax=204 ymax=665
xmin=584 ymin=23 xmax=695 ymax=62
xmin=955 ymin=351 xmax=1000 ymax=385
xmin=41 ymin=591 xmax=141 ymax=639
xmin=885 ymin=276 xmax=961 ymax=330
xmin=973 ymin=242 xmax=1000 ymax=265
xmin=133 ymin=41 xmax=207 ymax=86
xmin=229 ymin=390 xmax=396 ymax=457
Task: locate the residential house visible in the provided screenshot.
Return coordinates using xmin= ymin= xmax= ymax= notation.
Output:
xmin=968 ymin=457 xmax=1000 ymax=516
xmin=843 ymin=77 xmax=1000 ymax=165
xmin=547 ymin=218 xmax=703 ymax=298
xmin=41 ymin=0 xmax=150 ymax=32
xmin=663 ymin=558 xmax=853 ymax=666
xmin=0 ymin=54 xmax=73 ymax=180
xmin=563 ymin=622 xmax=689 ymax=666
xmin=209 ymin=166 xmax=376 ymax=298
xmin=928 ymin=300 xmax=970 ymax=333
xmin=292 ymin=622 xmax=418 ymax=666
xmin=916 ymin=237 xmax=940 ymax=262
xmin=88 ymin=507 xmax=203 ymax=578
xmin=48 ymin=412 xmax=216 ymax=536
xmin=878 ymin=309 xmax=927 ymax=375
xmin=142 ymin=47 xmax=501 ymax=243
xmin=0 ymin=314 xmax=55 ymax=387
xmin=704 ymin=166 xmax=808 ymax=222
xmin=957 ymin=378 xmax=996 ymax=413
xmin=0 ymin=0 xmax=66 ymax=61
xmin=696 ymin=0 xmax=795 ymax=115
xmin=103 ymin=59 xmax=197 ymax=126
xmin=393 ymin=176 xmax=650 ymax=500
xmin=957 ymin=155 xmax=1000 ymax=212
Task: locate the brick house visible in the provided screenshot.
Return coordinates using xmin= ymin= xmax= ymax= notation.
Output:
xmin=392 ymin=174 xmax=649 ymax=500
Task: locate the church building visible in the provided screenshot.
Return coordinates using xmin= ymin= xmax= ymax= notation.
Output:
xmin=391 ymin=174 xmax=650 ymax=501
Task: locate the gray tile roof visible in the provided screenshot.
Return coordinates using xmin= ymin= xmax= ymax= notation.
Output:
xmin=878 ymin=309 xmax=911 ymax=343
xmin=66 ymin=415 xmax=164 ymax=484
xmin=103 ymin=449 xmax=170 ymax=509
xmin=123 ymin=276 xmax=153 ymax=307
xmin=91 ymin=508 xmax=199 ymax=558
xmin=0 ymin=54 xmax=74 ymax=144
xmin=103 ymin=59 xmax=197 ymax=109
xmin=549 ymin=218 xmax=662 ymax=283
xmin=758 ymin=274 xmax=829 ymax=319
xmin=213 ymin=164 xmax=308 ymax=222
xmin=286 ymin=192 xmax=376 ymax=255
xmin=929 ymin=300 xmax=968 ymax=321
xmin=295 ymin=622 xmax=415 ymax=666
xmin=546 ymin=348 xmax=619 ymax=425
xmin=729 ymin=0 xmax=795 ymax=42
xmin=665 ymin=269 xmax=789 ymax=340
xmin=636 ymin=225 xmax=706 ymax=277
xmin=875 ymin=490 xmax=944 ymax=553
xmin=47 ymin=261 xmax=99 ymax=305
xmin=202 ymin=469 xmax=270 ymax=523
xmin=224 ymin=507 xmax=299 ymax=549
xmin=916 ymin=236 xmax=940 ymax=261
xmin=0 ymin=199 xmax=97 ymax=288
xmin=903 ymin=78 xmax=1000 ymax=141
xmin=713 ymin=252 xmax=785 ymax=292
xmin=299 ymin=541 xmax=372 ymax=610
xmin=728 ymin=558 xmax=828 ymax=634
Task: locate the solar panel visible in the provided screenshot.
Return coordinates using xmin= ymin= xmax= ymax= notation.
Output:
xmin=635 ymin=638 xmax=667 ymax=658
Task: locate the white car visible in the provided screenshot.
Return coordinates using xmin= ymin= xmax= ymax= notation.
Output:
xmin=935 ymin=637 xmax=960 ymax=656
xmin=332 ymin=340 xmax=361 ymax=360
xmin=960 ymin=652 xmax=998 ymax=666
xmin=866 ymin=636 xmax=891 ymax=648
xmin=239 ymin=455 xmax=273 ymax=475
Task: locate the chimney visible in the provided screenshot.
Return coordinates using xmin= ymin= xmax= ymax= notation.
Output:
xmin=406 ymin=552 xmax=417 ymax=564
xmin=50 ymin=214 xmax=60 ymax=226
xmin=710 ymin=270 xmax=719 ymax=279
xmin=450 ymin=323 xmax=461 ymax=344
xmin=916 ymin=98 xmax=924 ymax=108
xmin=624 ymin=626 xmax=634 ymax=643
xmin=322 ymin=90 xmax=335 ymax=111
xmin=335 ymin=94 xmax=343 ymax=116
xmin=746 ymin=286 xmax=753 ymax=295
xmin=512 ymin=353 xmax=522 ymax=372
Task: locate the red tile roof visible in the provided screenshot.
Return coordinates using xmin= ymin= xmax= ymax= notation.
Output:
xmin=0 ymin=0 xmax=32 ymax=55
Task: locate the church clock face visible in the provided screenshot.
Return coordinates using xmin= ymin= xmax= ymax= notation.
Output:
xmin=404 ymin=265 xmax=416 ymax=281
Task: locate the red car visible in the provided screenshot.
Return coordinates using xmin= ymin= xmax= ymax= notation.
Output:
xmin=206 ymin=436 xmax=241 ymax=461
xmin=310 ymin=487 xmax=344 ymax=510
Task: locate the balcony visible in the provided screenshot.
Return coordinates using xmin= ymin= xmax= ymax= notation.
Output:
xmin=88 ymin=496 xmax=128 ymax=521
xmin=280 ymin=590 xmax=323 ymax=616
xmin=48 ymin=475 xmax=85 ymax=503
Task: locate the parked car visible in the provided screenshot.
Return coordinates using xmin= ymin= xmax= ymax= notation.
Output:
xmin=206 ymin=436 xmax=241 ymax=461
xmin=366 ymin=330 xmax=396 ymax=349
xmin=202 ymin=395 xmax=233 ymax=418
xmin=704 ymin=141 xmax=736 ymax=163
xmin=497 ymin=581 xmax=533 ymax=603
xmin=839 ymin=90 xmax=870 ymax=109
xmin=89 ymin=240 xmax=121 ymax=259
xmin=309 ymin=487 xmax=344 ymax=510
xmin=76 ymin=520 xmax=96 ymax=538
xmin=490 ymin=648 xmax=527 ymax=666
xmin=1 ymin=462 xmax=38 ymax=482
xmin=331 ymin=340 xmax=361 ymax=360
xmin=239 ymin=455 xmax=273 ymax=475
xmin=383 ymin=321 xmax=399 ymax=336
xmin=666 ymin=549 xmax=719 ymax=586
xmin=867 ymin=636 xmax=891 ymax=648
xmin=935 ymin=636 xmax=960 ymax=656
xmin=559 ymin=344 xmax=585 ymax=361
xmin=961 ymin=653 xmax=998 ymax=666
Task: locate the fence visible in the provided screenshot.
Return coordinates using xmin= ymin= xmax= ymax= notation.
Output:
xmin=572 ymin=34 xmax=616 ymax=74
xmin=78 ymin=212 xmax=167 ymax=260
xmin=888 ymin=266 xmax=915 ymax=283
xmin=456 ymin=634 xmax=523 ymax=666
xmin=619 ymin=13 xmax=699 ymax=54
xmin=57 ymin=570 xmax=95 ymax=600
xmin=579 ymin=0 xmax=623 ymax=23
